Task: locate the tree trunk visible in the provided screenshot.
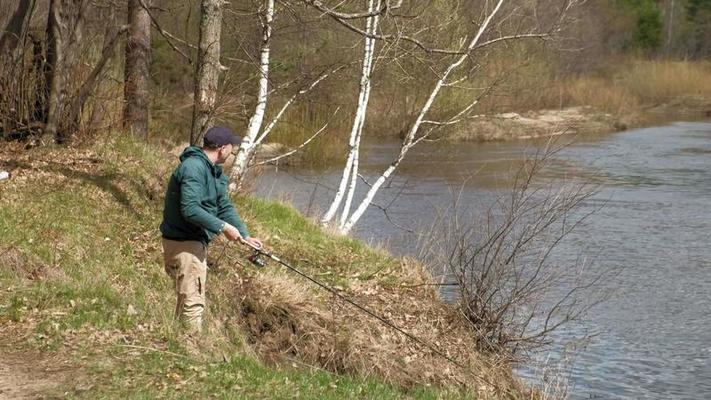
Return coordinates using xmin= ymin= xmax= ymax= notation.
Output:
xmin=321 ymin=0 xmax=380 ymax=226
xmin=31 ymin=34 xmax=47 ymax=124
xmin=43 ymin=0 xmax=64 ymax=144
xmin=0 ymin=0 xmax=33 ymax=55
xmin=88 ymin=7 xmax=117 ymax=135
xmin=340 ymin=0 xmax=505 ymax=234
xmin=190 ymin=0 xmax=224 ymax=146
xmin=228 ymin=66 xmax=339 ymax=191
xmin=67 ymin=25 xmax=128 ymax=136
xmin=123 ymin=0 xmax=151 ymax=140
xmin=231 ymin=0 xmax=274 ymax=182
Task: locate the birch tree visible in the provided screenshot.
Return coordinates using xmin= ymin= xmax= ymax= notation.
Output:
xmin=231 ymin=0 xmax=275 ymax=181
xmin=321 ymin=0 xmax=381 ymax=226
xmin=228 ymin=0 xmax=344 ymax=188
xmin=317 ymin=0 xmax=580 ymax=234
xmin=190 ymin=0 xmax=225 ymax=145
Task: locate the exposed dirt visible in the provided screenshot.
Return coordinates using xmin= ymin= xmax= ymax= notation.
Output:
xmin=0 ymin=342 xmax=75 ymax=400
xmin=450 ymin=106 xmax=633 ymax=141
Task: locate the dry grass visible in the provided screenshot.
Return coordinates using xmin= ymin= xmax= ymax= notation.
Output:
xmin=473 ymin=58 xmax=711 ymax=120
xmin=620 ymin=60 xmax=711 ymax=103
xmin=548 ymin=59 xmax=711 ymax=117
xmin=0 ymin=246 xmax=66 ymax=282
xmin=558 ymin=77 xmax=640 ymax=116
xmin=231 ymin=258 xmax=529 ymax=397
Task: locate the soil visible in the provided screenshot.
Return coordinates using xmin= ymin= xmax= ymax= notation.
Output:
xmin=449 ymin=97 xmax=711 ymax=142
xmin=450 ymin=106 xmax=632 ymax=141
xmin=0 ymin=350 xmax=73 ymax=400
xmin=0 ymin=329 xmax=76 ymax=400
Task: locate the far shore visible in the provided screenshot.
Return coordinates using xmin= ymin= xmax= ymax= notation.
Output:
xmin=172 ymin=95 xmax=711 ymax=167
xmin=446 ymin=95 xmax=711 ymax=142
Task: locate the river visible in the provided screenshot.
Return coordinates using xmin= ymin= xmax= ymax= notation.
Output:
xmin=251 ymin=121 xmax=711 ymax=399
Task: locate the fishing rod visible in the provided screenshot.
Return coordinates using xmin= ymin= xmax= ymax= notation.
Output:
xmin=239 ymin=239 xmax=469 ymax=372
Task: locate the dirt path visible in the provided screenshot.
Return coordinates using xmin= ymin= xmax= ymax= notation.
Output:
xmin=0 ymin=348 xmax=73 ymax=400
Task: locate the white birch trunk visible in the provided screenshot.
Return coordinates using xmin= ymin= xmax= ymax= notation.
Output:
xmin=321 ymin=0 xmax=380 ymax=225
xmin=339 ymin=0 xmax=505 ymax=234
xmin=339 ymin=138 xmax=360 ymax=226
xmin=231 ymin=0 xmax=274 ymax=183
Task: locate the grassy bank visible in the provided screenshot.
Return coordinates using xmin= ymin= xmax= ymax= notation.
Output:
xmin=549 ymin=59 xmax=711 ymax=116
xmin=446 ymin=59 xmax=711 ymax=141
xmin=0 ymin=136 xmax=530 ymax=399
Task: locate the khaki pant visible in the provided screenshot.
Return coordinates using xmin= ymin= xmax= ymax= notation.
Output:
xmin=162 ymin=238 xmax=207 ymax=333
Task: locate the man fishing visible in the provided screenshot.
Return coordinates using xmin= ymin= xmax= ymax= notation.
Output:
xmin=160 ymin=125 xmax=262 ymax=333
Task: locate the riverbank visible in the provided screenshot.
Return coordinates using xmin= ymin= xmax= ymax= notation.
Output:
xmin=446 ymin=98 xmax=711 ymax=142
xmin=0 ymin=136 xmax=532 ymax=398
xmin=447 ymin=106 xmax=627 ymax=142
xmin=445 ymin=60 xmax=711 ymax=141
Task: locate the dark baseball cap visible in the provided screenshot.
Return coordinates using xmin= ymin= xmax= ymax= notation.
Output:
xmin=203 ymin=126 xmax=242 ymax=147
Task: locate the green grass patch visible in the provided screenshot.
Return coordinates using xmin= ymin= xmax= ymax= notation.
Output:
xmin=73 ymin=349 xmax=464 ymax=400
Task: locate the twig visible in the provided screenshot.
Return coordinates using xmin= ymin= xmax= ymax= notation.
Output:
xmin=253 ymin=107 xmax=340 ymax=166
xmin=119 ymin=344 xmax=189 ymax=359
xmin=139 ymin=0 xmax=194 ymax=63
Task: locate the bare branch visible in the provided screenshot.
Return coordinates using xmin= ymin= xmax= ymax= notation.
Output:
xmin=256 ymin=64 xmax=347 ymax=145
xmin=252 ymin=106 xmax=339 ymax=166
xmin=138 ymin=0 xmax=194 ymax=63
xmin=296 ymin=0 xmax=402 ymax=20
xmin=472 ymin=32 xmax=550 ymax=51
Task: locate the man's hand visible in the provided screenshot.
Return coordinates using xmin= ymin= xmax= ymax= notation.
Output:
xmin=222 ymin=223 xmax=243 ymax=242
xmin=221 ymin=223 xmax=262 ymax=249
xmin=242 ymin=237 xmax=263 ymax=250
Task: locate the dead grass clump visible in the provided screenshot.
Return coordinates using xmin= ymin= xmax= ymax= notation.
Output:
xmin=621 ymin=60 xmax=711 ymax=103
xmin=234 ymin=262 xmax=523 ymax=395
xmin=0 ymin=246 xmax=65 ymax=282
xmin=561 ymin=77 xmax=640 ymax=116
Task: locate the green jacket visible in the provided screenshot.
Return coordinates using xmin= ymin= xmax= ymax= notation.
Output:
xmin=160 ymin=146 xmax=249 ymax=245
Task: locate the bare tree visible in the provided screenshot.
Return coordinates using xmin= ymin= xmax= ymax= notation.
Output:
xmin=227 ymin=0 xmax=346 ymax=188
xmin=0 ymin=0 xmax=37 ymax=137
xmin=0 ymin=0 xmax=33 ymax=55
xmin=35 ymin=0 xmax=127 ymax=144
xmin=420 ymin=142 xmax=614 ymax=359
xmin=123 ymin=0 xmax=152 ymax=139
xmin=231 ymin=0 xmax=275 ymax=179
xmin=42 ymin=0 xmax=65 ymax=143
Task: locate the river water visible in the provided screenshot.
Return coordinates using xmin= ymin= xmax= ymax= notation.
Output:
xmin=251 ymin=121 xmax=711 ymax=399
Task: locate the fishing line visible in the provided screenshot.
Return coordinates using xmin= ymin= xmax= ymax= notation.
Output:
xmin=239 ymin=243 xmax=508 ymax=391
xmin=249 ymin=246 xmax=469 ymax=372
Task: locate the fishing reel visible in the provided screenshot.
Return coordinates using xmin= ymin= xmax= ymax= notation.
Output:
xmin=247 ymin=250 xmax=268 ymax=268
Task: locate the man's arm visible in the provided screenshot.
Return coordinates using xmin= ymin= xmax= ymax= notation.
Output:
xmin=217 ymin=188 xmax=249 ymax=238
xmin=217 ymin=177 xmax=262 ymax=248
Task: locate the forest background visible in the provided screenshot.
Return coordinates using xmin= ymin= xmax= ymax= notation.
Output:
xmin=2 ymin=0 xmax=711 ymax=157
